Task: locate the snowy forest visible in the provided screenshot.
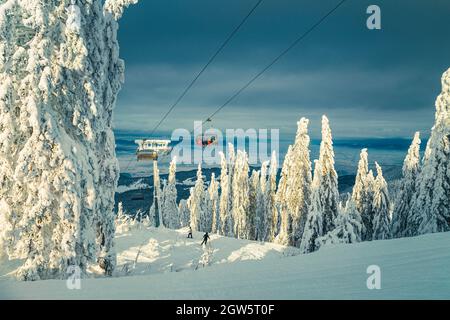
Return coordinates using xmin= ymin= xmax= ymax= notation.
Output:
xmin=0 ymin=0 xmax=449 ymax=284
xmin=135 ymin=73 xmax=450 ymax=255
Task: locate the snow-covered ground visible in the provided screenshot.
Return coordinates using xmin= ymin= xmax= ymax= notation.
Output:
xmin=0 ymin=227 xmax=449 ymax=299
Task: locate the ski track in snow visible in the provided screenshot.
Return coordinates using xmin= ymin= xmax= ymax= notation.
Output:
xmin=0 ymin=227 xmax=449 ymax=299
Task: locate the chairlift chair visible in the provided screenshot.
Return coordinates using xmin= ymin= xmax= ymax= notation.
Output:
xmin=195 ymin=117 xmax=218 ymax=147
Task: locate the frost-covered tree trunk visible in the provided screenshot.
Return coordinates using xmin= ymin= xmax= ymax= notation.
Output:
xmin=372 ymin=163 xmax=391 ymax=240
xmin=161 ymin=158 xmax=179 ymax=229
xmin=276 ymin=118 xmax=312 ymax=247
xmin=391 ymin=132 xmax=421 ymax=238
xmin=411 ymin=68 xmax=450 ymax=235
xmin=351 ymin=149 xmax=375 ymax=241
xmin=232 ymin=150 xmax=250 ymax=239
xmin=0 ymin=0 xmax=137 ymax=280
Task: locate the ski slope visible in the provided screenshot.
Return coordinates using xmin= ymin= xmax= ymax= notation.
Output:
xmin=0 ymin=226 xmax=449 ymax=299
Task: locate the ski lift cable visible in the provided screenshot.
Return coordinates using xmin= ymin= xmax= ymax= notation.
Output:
xmin=148 ymin=0 xmax=265 ymax=137
xmin=123 ymin=0 xmax=346 ymax=173
xmin=193 ymin=0 xmax=348 ymax=133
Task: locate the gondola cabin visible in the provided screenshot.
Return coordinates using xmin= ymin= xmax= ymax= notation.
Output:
xmin=135 ymin=139 xmax=171 ymax=161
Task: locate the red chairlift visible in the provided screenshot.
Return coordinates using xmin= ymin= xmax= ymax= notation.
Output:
xmin=195 ymin=118 xmax=218 ymax=147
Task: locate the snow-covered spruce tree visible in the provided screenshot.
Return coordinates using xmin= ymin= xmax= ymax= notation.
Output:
xmin=219 ymin=151 xmax=233 ymax=236
xmin=276 ymin=118 xmax=312 ymax=247
xmin=232 ymin=150 xmax=250 ymax=239
xmin=316 ymin=115 xmax=339 ymax=233
xmin=149 ymin=160 xmax=163 ymax=227
xmin=209 ymin=173 xmax=220 ymax=234
xmin=267 ymin=151 xmax=278 ymax=242
xmin=0 ymin=0 xmax=19 ymax=260
xmin=161 ymin=157 xmax=179 ymax=229
xmin=256 ymin=161 xmax=269 ymax=241
xmin=275 ymin=146 xmax=293 ymax=246
xmin=300 ymin=160 xmax=323 ymax=253
xmin=0 ymin=0 xmax=138 ymax=280
xmin=411 ymin=69 xmax=450 ymax=235
xmin=178 ymin=199 xmax=190 ymax=228
xmin=351 ymin=148 xmax=375 ymax=241
xmin=199 ymin=188 xmax=213 ymax=233
xmin=188 ymin=163 xmax=206 ymax=232
xmin=247 ymin=170 xmax=260 ymax=240
xmin=316 ymin=198 xmax=363 ymax=247
xmin=299 ymin=116 xmax=339 ymax=252
xmin=372 ymin=162 xmax=391 ymax=240
xmin=391 ymin=132 xmax=421 ymax=238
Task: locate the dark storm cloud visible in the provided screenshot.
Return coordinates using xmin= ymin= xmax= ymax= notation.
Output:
xmin=115 ymin=0 xmax=450 ymax=138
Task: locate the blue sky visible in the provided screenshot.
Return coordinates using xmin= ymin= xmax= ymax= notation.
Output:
xmin=114 ymin=0 xmax=450 ymax=140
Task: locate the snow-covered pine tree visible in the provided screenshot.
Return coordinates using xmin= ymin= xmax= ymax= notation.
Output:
xmin=0 ymin=0 xmax=19 ymax=260
xmin=178 ymin=199 xmax=190 ymax=228
xmin=316 ymin=198 xmax=363 ymax=247
xmin=0 ymin=0 xmax=137 ymax=280
xmin=188 ymin=163 xmax=206 ymax=232
xmin=267 ymin=151 xmax=278 ymax=242
xmin=200 ymin=188 xmax=213 ymax=233
xmin=275 ymin=146 xmax=293 ymax=246
xmin=372 ymin=162 xmax=391 ymax=240
xmin=300 ymin=160 xmax=323 ymax=253
xmin=247 ymin=170 xmax=260 ymax=240
xmin=351 ymin=148 xmax=375 ymax=241
xmin=316 ymin=115 xmax=339 ymax=234
xmin=391 ymin=132 xmax=421 ymax=238
xmin=299 ymin=116 xmax=339 ymax=253
xmin=149 ymin=160 xmax=163 ymax=227
xmin=219 ymin=151 xmax=233 ymax=236
xmin=209 ymin=173 xmax=220 ymax=234
xmin=161 ymin=157 xmax=179 ymax=229
xmin=276 ymin=117 xmax=312 ymax=247
xmin=256 ymin=161 xmax=269 ymax=241
xmin=411 ymin=68 xmax=450 ymax=235
xmin=232 ymin=150 xmax=250 ymax=239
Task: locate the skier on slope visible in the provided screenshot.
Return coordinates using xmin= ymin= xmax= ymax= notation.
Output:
xmin=200 ymin=232 xmax=210 ymax=246
xmin=187 ymin=226 xmax=193 ymax=239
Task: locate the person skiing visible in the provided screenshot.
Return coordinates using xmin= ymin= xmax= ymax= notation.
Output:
xmin=187 ymin=226 xmax=193 ymax=239
xmin=200 ymin=232 xmax=210 ymax=246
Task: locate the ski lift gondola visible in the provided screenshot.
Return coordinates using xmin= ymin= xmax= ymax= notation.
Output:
xmin=135 ymin=139 xmax=172 ymax=161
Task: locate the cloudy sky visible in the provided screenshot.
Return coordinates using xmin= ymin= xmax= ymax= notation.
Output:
xmin=114 ymin=0 xmax=450 ymax=139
